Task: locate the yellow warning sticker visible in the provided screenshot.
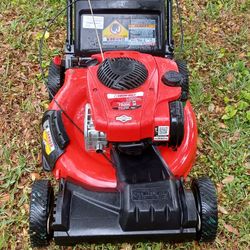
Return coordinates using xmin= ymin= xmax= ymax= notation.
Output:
xmin=103 ymin=20 xmax=129 ymax=44
xmin=42 ymin=121 xmax=55 ymax=155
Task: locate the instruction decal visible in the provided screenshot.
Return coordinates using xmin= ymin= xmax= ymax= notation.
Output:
xmin=107 ymin=92 xmax=144 ymax=110
xmin=103 ymin=20 xmax=129 ymax=45
xmin=83 ymin=15 xmax=104 ymax=30
xmin=129 ymin=19 xmax=156 ymax=46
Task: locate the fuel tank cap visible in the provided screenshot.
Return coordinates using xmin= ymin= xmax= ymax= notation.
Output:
xmin=162 ymin=71 xmax=182 ymax=87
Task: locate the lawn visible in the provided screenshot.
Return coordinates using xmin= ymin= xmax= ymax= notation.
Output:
xmin=0 ymin=0 xmax=249 ymax=249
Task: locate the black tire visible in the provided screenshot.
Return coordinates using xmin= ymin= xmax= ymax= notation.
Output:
xmin=29 ymin=180 xmax=54 ymax=247
xmin=191 ymin=177 xmax=218 ymax=242
xmin=176 ymin=60 xmax=189 ymax=101
xmin=47 ymin=61 xmax=64 ymax=100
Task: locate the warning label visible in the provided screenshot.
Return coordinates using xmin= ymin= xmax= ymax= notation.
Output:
xmin=154 ymin=126 xmax=170 ymax=141
xmin=43 ymin=120 xmax=55 ymax=155
xmin=102 ymin=17 xmax=156 ymax=47
xmin=129 ymin=19 xmax=156 ymax=46
xmin=103 ymin=20 xmax=129 ymax=45
xmin=80 ymin=14 xmax=159 ymax=51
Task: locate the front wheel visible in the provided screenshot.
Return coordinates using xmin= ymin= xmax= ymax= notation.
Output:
xmin=29 ymin=180 xmax=54 ymax=247
xmin=191 ymin=177 xmax=218 ymax=242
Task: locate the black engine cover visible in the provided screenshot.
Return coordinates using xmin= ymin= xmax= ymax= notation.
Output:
xmin=97 ymin=57 xmax=148 ymax=90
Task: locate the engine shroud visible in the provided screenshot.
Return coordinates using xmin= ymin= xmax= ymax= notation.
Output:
xmin=87 ymin=51 xmax=184 ymax=142
xmin=48 ymin=51 xmax=197 ymax=190
xmin=97 ymin=57 xmax=148 ymax=90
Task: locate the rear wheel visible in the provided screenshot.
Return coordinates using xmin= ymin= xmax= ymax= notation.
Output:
xmin=29 ymin=180 xmax=54 ymax=247
xmin=47 ymin=60 xmax=64 ymax=100
xmin=191 ymin=177 xmax=218 ymax=242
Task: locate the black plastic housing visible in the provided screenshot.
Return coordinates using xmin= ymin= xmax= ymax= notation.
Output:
xmin=53 ymin=179 xmax=198 ymax=245
xmin=42 ymin=111 xmax=69 ymax=171
xmin=169 ymin=101 xmax=184 ymax=147
xmin=52 ymin=146 xmax=198 ymax=245
xmin=74 ymin=0 xmax=166 ymax=56
xmin=162 ymin=71 xmax=182 ymax=87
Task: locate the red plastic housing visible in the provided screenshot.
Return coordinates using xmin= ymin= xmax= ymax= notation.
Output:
xmin=49 ymin=51 xmax=197 ymax=191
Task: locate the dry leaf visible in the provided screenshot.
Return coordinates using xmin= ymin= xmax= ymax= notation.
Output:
xmin=222 ymin=175 xmax=234 ymax=184
xmin=226 ymin=73 xmax=235 ymax=82
xmin=208 ymin=103 xmax=215 ymax=112
xmin=239 ymin=52 xmax=246 ymax=59
xmin=218 ymin=205 xmax=229 ymax=215
xmin=197 ymin=137 xmax=204 ymax=149
xmin=215 ymin=106 xmax=223 ymax=113
xmin=217 ymin=183 xmax=223 ymax=193
xmin=22 ymin=228 xmax=28 ymax=237
xmin=0 ymin=194 xmax=10 ymax=205
xmin=24 ymin=203 xmax=30 ymax=212
xmin=219 ymin=122 xmax=227 ymax=129
xmin=120 ymin=244 xmax=133 ymax=250
xmin=30 ymin=172 xmax=41 ymax=181
xmin=245 ymin=162 xmax=250 ymax=169
xmin=224 ymin=224 xmax=239 ymax=235
xmin=229 ymin=131 xmax=241 ymax=142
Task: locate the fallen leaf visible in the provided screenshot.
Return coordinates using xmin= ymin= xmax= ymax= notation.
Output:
xmin=0 ymin=194 xmax=10 ymax=205
xmin=222 ymin=175 xmax=234 ymax=184
xmin=208 ymin=103 xmax=215 ymax=112
xmin=239 ymin=52 xmax=246 ymax=59
xmin=22 ymin=228 xmax=28 ymax=237
xmin=218 ymin=205 xmax=229 ymax=214
xmin=120 ymin=243 xmax=133 ymax=250
xmin=197 ymin=113 xmax=202 ymax=120
xmin=35 ymin=31 xmax=50 ymax=41
xmin=215 ymin=106 xmax=223 ymax=113
xmin=24 ymin=203 xmax=30 ymax=212
xmin=30 ymin=172 xmax=41 ymax=181
xmin=245 ymin=162 xmax=250 ymax=169
xmin=219 ymin=122 xmax=227 ymax=129
xmin=229 ymin=131 xmax=241 ymax=142
xmin=197 ymin=137 xmax=204 ymax=149
xmin=217 ymin=183 xmax=223 ymax=193
xmin=226 ymin=73 xmax=235 ymax=82
xmin=224 ymin=224 xmax=239 ymax=235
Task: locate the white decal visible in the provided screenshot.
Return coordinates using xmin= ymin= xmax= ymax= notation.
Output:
xmin=83 ymin=16 xmax=104 ymax=30
xmin=107 ymin=92 xmax=144 ymax=99
xmin=154 ymin=126 xmax=170 ymax=141
xmin=116 ymin=115 xmax=132 ymax=123
xmin=158 ymin=126 xmax=169 ymax=136
xmin=154 ymin=136 xmax=169 ymax=141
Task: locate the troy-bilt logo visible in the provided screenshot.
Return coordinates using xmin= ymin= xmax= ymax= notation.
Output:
xmin=116 ymin=115 xmax=132 ymax=123
xmin=132 ymin=188 xmax=170 ymax=201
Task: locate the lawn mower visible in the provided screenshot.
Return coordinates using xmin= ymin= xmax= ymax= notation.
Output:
xmin=29 ymin=0 xmax=218 ymax=247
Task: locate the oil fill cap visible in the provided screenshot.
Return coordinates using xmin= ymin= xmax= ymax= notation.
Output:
xmin=162 ymin=71 xmax=182 ymax=86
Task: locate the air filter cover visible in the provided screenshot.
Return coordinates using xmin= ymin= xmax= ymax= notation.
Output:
xmin=97 ymin=57 xmax=148 ymax=90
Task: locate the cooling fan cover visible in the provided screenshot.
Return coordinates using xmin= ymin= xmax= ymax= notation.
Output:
xmin=97 ymin=57 xmax=148 ymax=90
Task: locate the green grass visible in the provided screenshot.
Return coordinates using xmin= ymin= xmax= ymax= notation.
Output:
xmin=0 ymin=0 xmax=249 ymax=249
